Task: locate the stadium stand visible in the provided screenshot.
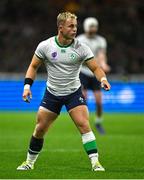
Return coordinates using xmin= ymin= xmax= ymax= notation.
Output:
xmin=0 ymin=0 xmax=144 ymax=74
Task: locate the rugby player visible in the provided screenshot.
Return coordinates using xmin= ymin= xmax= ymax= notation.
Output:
xmin=77 ymin=17 xmax=111 ymax=134
xmin=17 ymin=12 xmax=110 ymax=171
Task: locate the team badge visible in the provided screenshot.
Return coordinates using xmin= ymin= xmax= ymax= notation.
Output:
xmin=70 ymin=53 xmax=77 ymax=60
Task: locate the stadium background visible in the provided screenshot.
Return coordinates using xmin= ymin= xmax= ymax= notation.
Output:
xmin=0 ymin=0 xmax=144 ymax=179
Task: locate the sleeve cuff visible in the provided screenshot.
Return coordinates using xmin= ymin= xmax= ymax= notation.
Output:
xmin=35 ymin=53 xmax=44 ymax=60
xmin=85 ymin=56 xmax=94 ymax=61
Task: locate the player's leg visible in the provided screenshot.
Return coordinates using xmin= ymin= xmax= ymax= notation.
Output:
xmin=17 ymin=89 xmax=62 ymax=170
xmin=94 ymin=90 xmax=105 ymax=134
xmin=33 ymin=107 xmax=58 ymax=138
xmin=69 ymin=105 xmax=105 ymax=171
xmin=94 ymin=90 xmax=103 ymax=119
xmin=92 ymin=78 xmax=105 ymax=134
xmin=17 ymin=108 xmax=58 ymax=170
xmin=65 ymin=88 xmax=105 ymax=171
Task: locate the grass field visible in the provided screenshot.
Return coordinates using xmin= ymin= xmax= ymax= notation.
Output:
xmin=0 ymin=112 xmax=144 ymax=179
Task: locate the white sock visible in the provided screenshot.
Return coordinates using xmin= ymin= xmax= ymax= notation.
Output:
xmin=26 ymin=152 xmax=39 ymax=165
xmin=95 ymin=116 xmax=103 ymax=124
xmin=89 ymin=153 xmax=99 ymax=165
xmin=81 ymin=131 xmax=96 ymax=144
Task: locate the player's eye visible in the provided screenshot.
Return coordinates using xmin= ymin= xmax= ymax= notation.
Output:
xmin=69 ymin=24 xmax=77 ymax=28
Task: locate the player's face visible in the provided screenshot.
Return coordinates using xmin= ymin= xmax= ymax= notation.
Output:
xmin=87 ymin=25 xmax=97 ymax=37
xmin=60 ymin=18 xmax=77 ymax=40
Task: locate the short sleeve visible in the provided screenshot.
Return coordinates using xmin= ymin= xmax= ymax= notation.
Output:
xmin=35 ymin=42 xmax=46 ymax=60
xmin=81 ymin=43 xmax=94 ymax=62
xmin=99 ymin=37 xmax=107 ymax=50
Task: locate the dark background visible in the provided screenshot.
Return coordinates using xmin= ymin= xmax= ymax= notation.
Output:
xmin=0 ymin=0 xmax=144 ymax=74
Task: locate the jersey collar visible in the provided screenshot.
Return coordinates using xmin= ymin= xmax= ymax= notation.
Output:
xmin=55 ymin=36 xmax=74 ymax=48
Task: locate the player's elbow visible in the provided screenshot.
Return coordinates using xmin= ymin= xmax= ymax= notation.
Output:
xmin=30 ymin=63 xmax=39 ymax=72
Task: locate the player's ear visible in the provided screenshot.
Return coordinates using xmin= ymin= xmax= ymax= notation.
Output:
xmin=58 ymin=24 xmax=63 ymax=32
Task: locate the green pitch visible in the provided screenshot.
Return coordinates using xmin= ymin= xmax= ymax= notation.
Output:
xmin=0 ymin=112 xmax=144 ymax=179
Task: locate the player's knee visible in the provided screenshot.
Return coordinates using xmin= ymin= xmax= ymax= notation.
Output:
xmin=34 ymin=114 xmax=47 ymax=137
xmin=37 ymin=110 xmax=43 ymax=122
xmin=78 ymin=120 xmax=91 ymax=133
xmin=36 ymin=111 xmax=48 ymax=126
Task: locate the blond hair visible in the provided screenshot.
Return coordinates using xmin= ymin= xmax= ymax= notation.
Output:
xmin=57 ymin=12 xmax=77 ymax=27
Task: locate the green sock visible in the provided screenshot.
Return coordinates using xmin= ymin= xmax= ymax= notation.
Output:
xmin=82 ymin=131 xmax=99 ymax=164
xmin=83 ymin=140 xmax=98 ymax=155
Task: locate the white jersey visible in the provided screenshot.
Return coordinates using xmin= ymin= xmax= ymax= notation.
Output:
xmin=77 ymin=34 xmax=107 ymax=77
xmin=35 ymin=36 xmax=94 ymax=96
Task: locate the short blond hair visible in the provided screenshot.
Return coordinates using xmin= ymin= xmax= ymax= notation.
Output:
xmin=57 ymin=12 xmax=77 ymax=27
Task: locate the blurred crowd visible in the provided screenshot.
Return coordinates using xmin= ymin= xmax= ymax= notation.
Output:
xmin=0 ymin=0 xmax=144 ymax=74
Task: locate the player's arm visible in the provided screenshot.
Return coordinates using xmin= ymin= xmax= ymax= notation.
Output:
xmin=97 ymin=49 xmax=111 ymax=73
xmin=86 ymin=58 xmax=111 ymax=91
xmin=23 ymin=55 xmax=42 ymax=103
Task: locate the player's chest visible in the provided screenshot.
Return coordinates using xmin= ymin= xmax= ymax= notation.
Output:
xmin=84 ymin=39 xmax=101 ymax=53
xmin=45 ymin=48 xmax=81 ymax=64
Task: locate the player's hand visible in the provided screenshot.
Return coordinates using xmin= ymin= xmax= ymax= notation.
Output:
xmin=101 ymin=80 xmax=111 ymax=91
xmin=22 ymin=89 xmax=32 ymax=103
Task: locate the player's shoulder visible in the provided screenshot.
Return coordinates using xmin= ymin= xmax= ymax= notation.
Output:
xmin=76 ymin=34 xmax=86 ymax=40
xmin=74 ymin=37 xmax=90 ymax=50
xmin=37 ymin=36 xmax=55 ymax=48
xmin=96 ymin=34 xmax=107 ymax=48
xmin=96 ymin=35 xmax=106 ymax=43
xmin=76 ymin=34 xmax=89 ymax=44
xmin=73 ymin=38 xmax=93 ymax=59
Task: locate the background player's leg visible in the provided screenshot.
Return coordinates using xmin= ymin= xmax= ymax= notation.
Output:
xmin=17 ymin=108 xmax=58 ymax=170
xmin=94 ymin=90 xmax=103 ymax=118
xmin=94 ymin=90 xmax=105 ymax=134
xmin=68 ymin=105 xmax=104 ymax=171
xmin=82 ymin=89 xmax=88 ymax=100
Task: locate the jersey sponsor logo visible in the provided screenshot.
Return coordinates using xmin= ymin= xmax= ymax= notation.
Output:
xmin=61 ymin=49 xmax=66 ymax=53
xmin=51 ymin=52 xmax=57 ymax=60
